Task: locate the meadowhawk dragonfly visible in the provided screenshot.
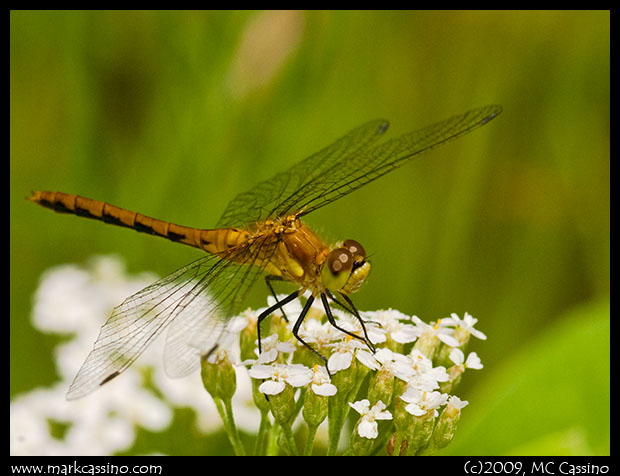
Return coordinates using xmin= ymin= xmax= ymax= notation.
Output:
xmin=29 ymin=105 xmax=502 ymax=400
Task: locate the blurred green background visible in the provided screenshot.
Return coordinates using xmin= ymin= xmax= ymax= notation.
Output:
xmin=11 ymin=11 xmax=609 ymax=455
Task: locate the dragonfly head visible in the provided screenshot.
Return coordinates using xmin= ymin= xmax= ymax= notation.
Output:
xmin=321 ymin=239 xmax=370 ymax=295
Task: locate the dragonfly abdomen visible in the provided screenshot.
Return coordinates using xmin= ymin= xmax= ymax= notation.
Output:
xmin=28 ymin=190 xmax=244 ymax=253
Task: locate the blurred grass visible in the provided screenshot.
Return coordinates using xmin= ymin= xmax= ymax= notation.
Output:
xmin=10 ymin=10 xmax=609 ymax=455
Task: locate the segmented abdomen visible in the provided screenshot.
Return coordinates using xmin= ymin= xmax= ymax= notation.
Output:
xmin=28 ymin=190 xmax=250 ymax=255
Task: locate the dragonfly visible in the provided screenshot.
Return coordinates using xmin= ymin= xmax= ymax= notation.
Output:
xmin=29 ymin=104 xmax=502 ymax=400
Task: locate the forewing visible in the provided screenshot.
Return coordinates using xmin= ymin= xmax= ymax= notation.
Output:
xmin=216 ymin=119 xmax=390 ymax=228
xmin=284 ymin=105 xmax=503 ymax=217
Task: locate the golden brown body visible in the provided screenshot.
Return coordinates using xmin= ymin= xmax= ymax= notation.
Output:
xmin=28 ymin=190 xmax=334 ymax=293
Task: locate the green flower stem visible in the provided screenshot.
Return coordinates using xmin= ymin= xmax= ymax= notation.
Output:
xmin=303 ymin=423 xmax=318 ymax=456
xmin=253 ymin=410 xmax=271 ymax=455
xmin=390 ymin=431 xmax=404 ymax=456
xmin=214 ymin=396 xmax=246 ymax=456
xmin=278 ymin=422 xmax=299 ymax=455
xmin=327 ymin=398 xmax=345 ymax=455
xmin=266 ymin=423 xmax=280 ymax=456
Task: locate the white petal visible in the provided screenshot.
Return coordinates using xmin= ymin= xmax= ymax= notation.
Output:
xmin=373 ymin=410 xmax=393 ymax=421
xmin=248 ymin=364 xmax=273 ymax=379
xmin=259 ymin=380 xmax=285 ymax=395
xmin=328 ymin=351 xmax=353 ymax=372
xmin=356 ymin=349 xmax=380 ymax=370
xmin=276 ymin=341 xmax=296 ymax=353
xmin=448 ymin=396 xmax=469 ymax=410
xmin=349 ymin=399 xmax=370 ymax=415
xmin=465 ymin=352 xmax=483 ymax=369
xmin=449 ymin=348 xmax=465 ymax=365
xmin=286 ymin=373 xmax=312 ymax=387
xmin=357 ymin=419 xmax=378 ymax=439
xmin=373 ymin=348 xmax=394 ymax=363
xmin=391 ymin=326 xmax=419 ymax=344
xmin=405 ymin=403 xmax=425 ymax=416
xmin=257 ymin=348 xmax=278 ymax=364
xmin=438 ymin=333 xmax=460 ymax=347
xmin=312 ymin=382 xmax=337 ymax=396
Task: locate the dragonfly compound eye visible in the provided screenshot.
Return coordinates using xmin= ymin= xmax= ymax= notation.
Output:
xmin=343 ymin=239 xmax=366 ymax=264
xmin=322 ymin=248 xmax=353 ymax=291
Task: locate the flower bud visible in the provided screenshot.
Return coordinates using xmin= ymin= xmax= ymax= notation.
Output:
xmin=413 ymin=334 xmax=439 ymax=360
xmin=330 ymin=355 xmax=357 ymax=396
xmin=268 ymin=382 xmax=296 ymax=426
xmin=367 ymin=365 xmax=394 ymax=407
xmin=405 ymin=411 xmax=436 ymax=455
xmin=432 ymin=397 xmax=468 ymax=449
xmin=302 ymin=390 xmax=328 ymax=428
xmin=251 ymin=378 xmax=271 ymax=414
xmin=200 ymin=354 xmax=219 ymax=398
xmin=215 ymin=355 xmax=237 ymax=401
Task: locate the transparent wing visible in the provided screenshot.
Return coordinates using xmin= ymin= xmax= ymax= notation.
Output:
xmin=216 ymin=119 xmax=390 ymax=228
xmin=66 ymin=237 xmax=277 ymax=400
xmin=282 ymin=105 xmax=503 ymax=217
xmin=217 ymin=105 xmax=502 ymax=227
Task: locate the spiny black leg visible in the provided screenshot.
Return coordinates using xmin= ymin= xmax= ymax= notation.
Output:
xmin=325 ymin=289 xmax=355 ymax=315
xmin=338 ymin=292 xmax=376 ymax=353
xmin=256 ymin=290 xmax=299 ymax=353
xmin=291 ymin=295 xmax=330 ymax=372
xmin=320 ymin=293 xmax=373 ymax=352
xmin=265 ymin=275 xmax=289 ymax=322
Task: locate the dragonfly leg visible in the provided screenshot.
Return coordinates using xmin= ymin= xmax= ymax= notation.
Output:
xmin=325 ymin=289 xmax=355 ymax=315
xmin=264 ymin=275 xmax=289 ymax=322
xmin=291 ymin=295 xmax=330 ymax=372
xmin=338 ymin=292 xmax=376 ymax=353
xmin=256 ymin=290 xmax=299 ymax=353
xmin=322 ymin=292 xmax=375 ymax=353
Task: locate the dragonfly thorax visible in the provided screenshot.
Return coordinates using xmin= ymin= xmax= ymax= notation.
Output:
xmin=263 ymin=217 xmax=369 ymax=295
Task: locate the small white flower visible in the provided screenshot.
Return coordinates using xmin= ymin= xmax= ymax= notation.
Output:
xmin=444 ymin=312 xmax=487 ymax=340
xmin=371 ymin=348 xmax=414 ymax=381
xmin=355 ymin=349 xmax=381 ymax=371
xmin=248 ymin=363 xmax=312 ymax=395
xmin=400 ymin=388 xmax=448 ymax=417
xmin=326 ymin=337 xmax=365 ymax=372
xmin=255 ymin=335 xmax=296 ymax=364
xmin=363 ymin=309 xmax=420 ymax=344
xmin=405 ymin=350 xmax=450 ymax=391
xmin=447 ymin=395 xmax=469 ymax=411
xmin=335 ymin=310 xmax=386 ymax=345
xmin=309 ymin=365 xmax=337 ymax=396
xmin=349 ymin=399 xmax=392 ymax=439
xmin=298 ymin=317 xmax=345 ymax=347
xmin=411 ymin=316 xmax=460 ymax=347
xmin=449 ymin=349 xmax=483 ymax=370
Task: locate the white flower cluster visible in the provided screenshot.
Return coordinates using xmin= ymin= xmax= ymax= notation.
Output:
xmin=12 ymin=255 xmax=487 ymax=455
xmin=238 ymin=293 xmax=486 ymax=441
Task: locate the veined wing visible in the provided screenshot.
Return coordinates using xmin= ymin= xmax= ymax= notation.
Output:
xmin=218 ymin=105 xmax=501 ymax=228
xmin=66 ymin=236 xmax=277 ymax=400
xmin=280 ymin=105 xmax=503 ymax=218
xmin=216 ymin=119 xmax=389 ymax=228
